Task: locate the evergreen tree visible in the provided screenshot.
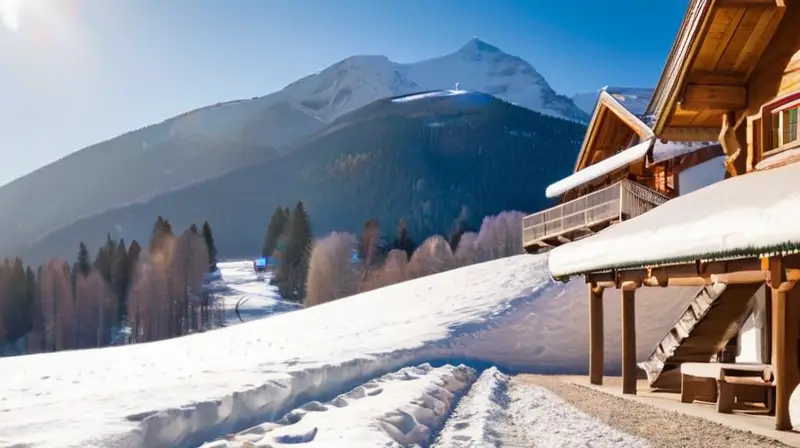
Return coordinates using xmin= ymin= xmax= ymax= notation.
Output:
xmin=201 ymin=221 xmax=218 ymax=272
xmin=77 ymin=242 xmax=92 ymax=277
xmin=128 ymin=240 xmax=142 ymax=267
xmin=262 ymin=207 xmax=289 ymax=258
xmin=277 ymin=201 xmax=313 ymax=300
xmin=149 ymin=216 xmax=173 ymax=256
xmin=391 ymin=218 xmax=415 ymax=259
xmin=112 ymin=240 xmax=129 ymax=324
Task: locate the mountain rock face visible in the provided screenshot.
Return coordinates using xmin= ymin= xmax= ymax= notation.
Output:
xmin=22 ymin=91 xmax=586 ymax=263
xmin=570 ymin=87 xmax=655 ymax=118
xmin=0 ymin=38 xmax=588 ymax=260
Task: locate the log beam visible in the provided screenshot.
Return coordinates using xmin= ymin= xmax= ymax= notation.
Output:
xmin=586 ymin=255 xmax=800 ymax=289
xmin=686 ymin=71 xmax=744 ymax=86
xmin=660 ymin=126 xmax=721 ymax=142
xmin=588 ymin=284 xmax=605 ymax=385
xmin=681 ymin=84 xmax=747 ymax=111
xmin=717 ymin=0 xmax=782 ymax=6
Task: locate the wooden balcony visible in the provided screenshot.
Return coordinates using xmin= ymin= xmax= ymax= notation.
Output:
xmin=523 ymin=179 xmax=670 ymax=253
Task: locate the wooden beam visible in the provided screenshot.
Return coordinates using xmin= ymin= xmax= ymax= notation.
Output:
xmin=681 ymin=84 xmax=747 ymax=111
xmin=687 ymin=71 xmax=744 ymax=86
xmin=621 ymin=287 xmax=637 ymax=395
xmin=589 ymin=284 xmax=604 ymax=385
xmin=660 ymin=126 xmax=721 ymax=142
xmin=585 ymin=256 xmax=800 ymax=290
xmin=716 ymin=0 xmax=782 ymax=6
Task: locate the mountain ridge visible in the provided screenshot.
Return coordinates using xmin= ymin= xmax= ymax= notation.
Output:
xmin=20 ymin=90 xmax=586 ymax=263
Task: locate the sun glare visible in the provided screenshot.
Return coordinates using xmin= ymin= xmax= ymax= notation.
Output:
xmin=1 ymin=0 xmax=21 ymax=32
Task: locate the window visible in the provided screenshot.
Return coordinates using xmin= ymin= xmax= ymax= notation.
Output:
xmin=769 ymin=103 xmax=800 ymax=150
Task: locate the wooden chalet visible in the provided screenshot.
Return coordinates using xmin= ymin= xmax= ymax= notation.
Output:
xmin=522 ymin=87 xmax=722 ymax=253
xmin=547 ymin=0 xmax=800 ymax=431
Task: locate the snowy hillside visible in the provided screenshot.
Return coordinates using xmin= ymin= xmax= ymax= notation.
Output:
xmin=0 ymin=254 xmax=706 ymax=447
xmin=571 ymin=86 xmax=655 ymax=117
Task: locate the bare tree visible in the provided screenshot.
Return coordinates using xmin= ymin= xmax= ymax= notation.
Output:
xmin=407 ymin=235 xmax=455 ymax=279
xmin=372 ymin=249 xmax=409 ymax=289
xmin=170 ymin=229 xmax=209 ymax=333
xmin=473 ymin=211 xmax=524 ymax=262
xmin=453 ymin=231 xmax=480 ymax=267
xmin=74 ymin=271 xmax=114 ymax=348
xmin=305 ymin=232 xmax=359 ymax=308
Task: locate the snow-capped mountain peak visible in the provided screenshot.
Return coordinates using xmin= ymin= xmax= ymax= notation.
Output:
xmin=457 ymin=37 xmax=504 ymax=56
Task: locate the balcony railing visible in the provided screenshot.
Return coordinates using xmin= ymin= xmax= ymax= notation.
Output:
xmin=523 ymin=179 xmax=670 ymax=251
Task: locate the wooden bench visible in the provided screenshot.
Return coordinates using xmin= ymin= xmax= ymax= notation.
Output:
xmin=680 ymin=362 xmax=775 ymax=413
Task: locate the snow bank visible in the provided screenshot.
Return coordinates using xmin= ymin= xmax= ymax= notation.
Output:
xmin=0 ymin=255 xmax=552 ymax=448
xmin=433 ymin=367 xmax=510 ymax=447
xmin=207 ymin=363 xmax=476 ymax=447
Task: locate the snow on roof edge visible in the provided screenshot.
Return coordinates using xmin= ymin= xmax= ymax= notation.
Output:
xmin=649 ymin=140 xmax=720 ymax=165
xmin=548 ymin=162 xmax=800 ymax=277
xmin=546 ymin=138 xmax=654 ymax=199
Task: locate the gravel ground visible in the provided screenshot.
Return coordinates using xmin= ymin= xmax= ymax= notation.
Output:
xmin=516 ymin=375 xmax=791 ymax=448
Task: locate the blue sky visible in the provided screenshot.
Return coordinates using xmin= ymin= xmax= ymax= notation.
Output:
xmin=0 ymin=0 xmax=688 ymax=186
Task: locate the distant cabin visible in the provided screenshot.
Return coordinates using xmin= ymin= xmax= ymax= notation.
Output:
xmin=522 ymin=87 xmax=724 ymax=253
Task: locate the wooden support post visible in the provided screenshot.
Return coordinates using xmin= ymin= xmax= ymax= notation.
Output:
xmin=589 ymin=284 xmax=605 ymax=385
xmin=621 ymin=283 xmax=638 ymax=395
xmin=764 ymin=286 xmax=773 ymax=365
xmin=772 ymin=285 xmax=790 ymax=429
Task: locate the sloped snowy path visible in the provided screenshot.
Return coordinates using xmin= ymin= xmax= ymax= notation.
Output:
xmin=434 ymin=368 xmax=648 ymax=448
xmin=503 ymin=379 xmax=649 ymax=448
xmin=211 ymin=261 xmax=301 ymax=324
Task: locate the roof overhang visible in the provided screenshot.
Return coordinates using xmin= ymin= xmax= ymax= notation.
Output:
xmin=646 ymin=0 xmax=787 ymax=140
xmin=546 ymin=138 xmax=654 ymax=199
xmin=548 ymin=160 xmax=800 ymax=278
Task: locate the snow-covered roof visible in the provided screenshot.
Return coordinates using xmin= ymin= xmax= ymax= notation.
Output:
xmin=649 ymin=140 xmax=719 ymax=165
xmin=548 ymin=161 xmax=800 ymax=278
xmin=755 ymin=147 xmax=800 ymax=171
xmin=546 ymin=138 xmax=653 ymax=198
xmin=601 ymin=87 xmax=655 ymax=119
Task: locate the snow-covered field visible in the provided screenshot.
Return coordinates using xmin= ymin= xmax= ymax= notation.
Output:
xmin=0 ymin=254 xmax=699 ymax=448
